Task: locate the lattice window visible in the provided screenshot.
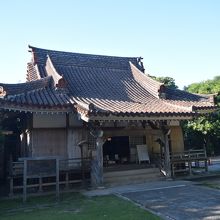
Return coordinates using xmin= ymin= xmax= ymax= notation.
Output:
xmin=129 ymin=136 xmax=146 ymax=148
xmin=88 ymin=133 xmax=96 ymax=150
xmin=129 ymin=136 xmax=146 ymax=162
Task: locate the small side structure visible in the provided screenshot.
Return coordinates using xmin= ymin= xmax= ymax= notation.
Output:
xmin=0 ymin=46 xmax=216 ymax=194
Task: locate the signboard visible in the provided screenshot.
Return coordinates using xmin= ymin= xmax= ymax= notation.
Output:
xmin=26 ymin=159 xmax=56 ymax=177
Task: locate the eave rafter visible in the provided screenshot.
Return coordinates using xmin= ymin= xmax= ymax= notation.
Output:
xmin=88 ymin=115 xmax=194 ymax=122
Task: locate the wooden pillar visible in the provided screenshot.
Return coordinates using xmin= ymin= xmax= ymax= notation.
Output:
xmin=65 ymin=172 xmax=69 ymax=189
xmin=9 ymin=177 xmax=14 ymax=197
xmin=188 ymin=160 xmax=192 ymax=176
xmin=163 ymin=129 xmax=171 ymax=178
xmin=56 ymin=158 xmax=60 ymax=201
xmin=171 ymin=164 xmax=175 ymax=178
xmin=23 ymin=160 xmax=27 ymax=202
xmin=9 ymin=156 xmax=14 ymax=197
xmin=39 ymin=176 xmax=43 ymax=192
xmin=97 ymin=137 xmax=104 ymax=184
xmin=80 ymin=144 xmax=85 ymax=186
xmin=205 ymin=159 xmax=208 ymax=172
xmin=78 ymin=141 xmax=87 ymax=187
xmin=91 ymin=137 xmax=104 ymax=187
xmin=204 ymin=147 xmax=208 ymax=172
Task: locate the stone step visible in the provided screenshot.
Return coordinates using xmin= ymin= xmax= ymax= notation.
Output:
xmin=103 ymin=168 xmax=164 ymax=186
xmin=104 ymin=167 xmax=159 ymax=178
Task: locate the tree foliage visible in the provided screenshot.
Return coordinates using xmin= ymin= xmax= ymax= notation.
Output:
xmin=150 ymin=76 xmax=178 ymax=89
xmin=184 ymin=75 xmax=220 ymax=155
xmin=183 ymin=113 xmax=220 ymax=155
xmin=185 ymin=76 xmax=220 ymax=94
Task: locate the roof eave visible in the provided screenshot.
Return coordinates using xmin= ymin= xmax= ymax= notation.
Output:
xmin=0 ymin=100 xmax=75 ymax=114
xmin=87 ymin=114 xmax=195 ymax=122
xmin=193 ymin=105 xmax=218 ymax=114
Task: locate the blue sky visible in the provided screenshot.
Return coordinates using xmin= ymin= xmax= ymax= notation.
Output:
xmin=0 ymin=0 xmax=220 ymax=89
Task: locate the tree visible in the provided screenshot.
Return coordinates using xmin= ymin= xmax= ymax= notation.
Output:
xmin=185 ymin=76 xmax=220 ymax=95
xmin=184 ymin=75 xmax=220 ymax=155
xmin=150 ymin=76 xmax=178 ymax=89
xmin=183 ymin=112 xmax=220 ymax=154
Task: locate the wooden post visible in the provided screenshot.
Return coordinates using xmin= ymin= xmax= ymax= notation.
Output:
xmin=205 ymin=159 xmax=208 ymax=172
xmin=65 ymin=172 xmax=69 ymax=189
xmin=171 ymin=164 xmax=175 ymax=178
xmin=188 ymin=161 xmax=192 ymax=176
xmin=91 ymin=137 xmax=104 ymax=187
xmin=56 ymin=158 xmax=60 ymax=201
xmin=96 ymin=137 xmax=104 ymax=185
xmin=23 ymin=160 xmax=27 ymax=203
xmin=9 ymin=156 xmax=13 ymax=197
xmin=81 ymin=158 xmax=86 ymax=187
xmin=79 ymin=144 xmax=86 ymax=187
xmin=39 ymin=176 xmax=43 ymax=192
xmin=204 ymin=147 xmax=208 ymax=172
xmin=9 ymin=177 xmax=14 ymax=197
xmin=163 ymin=130 xmax=171 ymax=178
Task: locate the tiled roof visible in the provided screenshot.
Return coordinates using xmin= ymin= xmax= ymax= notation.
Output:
xmin=163 ymin=87 xmax=215 ymax=110
xmin=54 ymin=63 xmax=194 ymax=115
xmin=0 ymin=46 xmax=216 ymax=117
xmin=165 ymin=87 xmax=212 ymax=102
xmin=0 ymin=76 xmax=52 ymax=95
xmin=27 ymin=45 xmax=144 ymax=80
xmin=0 ymin=77 xmax=75 ymax=112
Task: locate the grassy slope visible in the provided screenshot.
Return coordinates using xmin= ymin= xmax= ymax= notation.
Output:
xmin=0 ymin=193 xmax=161 ymax=220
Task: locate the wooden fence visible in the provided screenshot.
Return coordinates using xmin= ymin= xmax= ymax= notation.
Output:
xmin=170 ymin=149 xmax=208 ymax=177
xmin=8 ymin=157 xmax=91 ymax=199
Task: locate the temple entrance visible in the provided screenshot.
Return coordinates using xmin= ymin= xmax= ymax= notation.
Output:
xmin=103 ymin=136 xmax=130 ymax=165
xmin=102 ymin=135 xmax=163 ymax=185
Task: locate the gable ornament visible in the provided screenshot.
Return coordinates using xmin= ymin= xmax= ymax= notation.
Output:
xmin=0 ymin=86 xmax=6 ymax=98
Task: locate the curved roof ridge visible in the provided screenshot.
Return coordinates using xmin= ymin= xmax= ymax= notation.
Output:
xmin=29 ymin=45 xmax=140 ymax=60
xmin=28 ymin=45 xmax=143 ymax=71
xmin=45 ymin=55 xmax=62 ymax=84
xmin=129 ymin=62 xmax=164 ymax=98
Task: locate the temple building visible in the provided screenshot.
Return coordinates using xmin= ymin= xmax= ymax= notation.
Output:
xmin=0 ymin=46 xmax=216 ymax=191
